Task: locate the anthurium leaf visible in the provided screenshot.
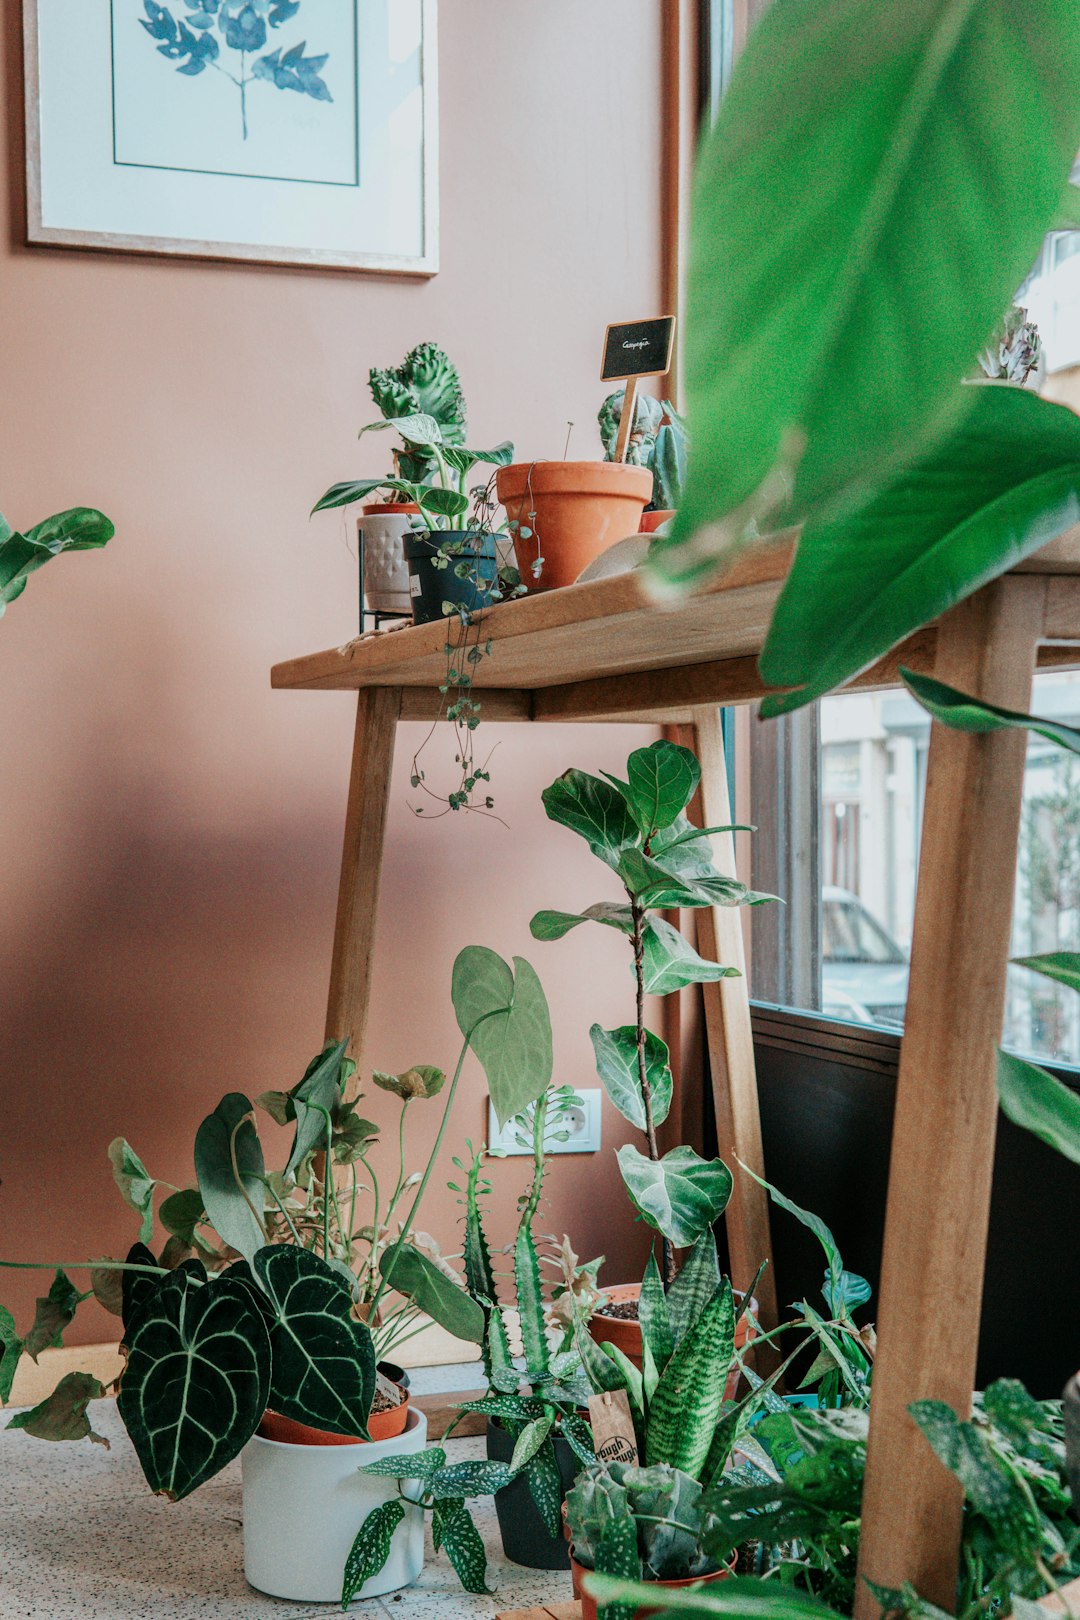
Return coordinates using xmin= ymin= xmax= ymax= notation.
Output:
xmin=341 ymin=1499 xmax=406 ymax=1606
xmin=620 ymin=740 xmax=702 ymax=835
xmin=283 ymin=1040 xmax=349 ymax=1177
xmin=900 ymin=665 xmax=1080 ymax=755
xmin=246 ymin=1246 xmax=375 ymax=1437
xmin=23 ymin=1270 xmax=83 ymax=1361
xmin=380 ymin=1243 xmax=485 ymax=1343
xmin=158 ymin=1188 xmax=205 ymax=1247
xmin=997 ymin=1048 xmax=1080 ymax=1166
xmin=432 ymin=1497 xmax=492 ymax=1594
xmin=121 ymin=1242 xmax=160 ymax=1334
xmin=6 ymin=1372 xmax=108 ymax=1446
xmin=0 ymin=1305 xmax=22 ymax=1403
xmin=617 ymin=1145 xmax=733 ymax=1249
xmin=759 ymin=390 xmax=1080 ymax=715
xmin=541 ymin=769 xmax=640 ymax=870
xmin=590 ymin=1023 xmax=672 ymax=1131
xmin=641 ymin=916 xmax=740 ymax=996
xmin=650 ymin=0 xmax=1080 ymax=592
xmin=193 ymin=1092 xmax=266 ymax=1261
xmin=107 ymin=1139 xmax=156 ymax=1245
xmin=1011 ymin=951 xmax=1080 ymax=993
xmin=529 ymin=902 xmax=635 ymax=941
xmin=452 ymin=947 xmax=553 ymax=1129
xmin=118 ymin=1269 xmax=270 ymax=1499
xmin=666 ymin=1230 xmax=721 ymax=1346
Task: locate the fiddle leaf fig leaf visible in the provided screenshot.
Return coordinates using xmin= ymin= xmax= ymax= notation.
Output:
xmin=107 ymin=1139 xmax=156 ymax=1245
xmin=0 ymin=1305 xmax=22 ymax=1403
xmin=641 ymin=916 xmax=740 ymax=996
xmin=621 ymin=740 xmax=702 ymax=835
xmin=452 ymin=947 xmax=553 ymax=1129
xmin=23 ymin=1270 xmax=84 ymax=1361
xmin=997 ymin=1048 xmax=1080 ymax=1167
xmin=246 ymin=1246 xmax=375 ymax=1437
xmin=617 ymin=1145 xmax=733 ymax=1249
xmin=529 ymin=902 xmax=635 ymax=941
xmin=380 ymin=1244 xmax=485 ymax=1343
xmin=118 ymin=1269 xmax=270 ymax=1499
xmin=541 ymin=769 xmax=640 ymax=870
xmin=341 ymin=1499 xmax=406 ymax=1607
xmin=590 ymin=1024 xmax=672 ymax=1131
xmin=6 ymin=1372 xmax=108 ymax=1446
xmin=193 ymin=1092 xmax=266 ymax=1261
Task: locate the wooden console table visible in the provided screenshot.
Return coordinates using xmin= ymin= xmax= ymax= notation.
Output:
xmin=272 ymin=531 xmax=1080 ymax=1616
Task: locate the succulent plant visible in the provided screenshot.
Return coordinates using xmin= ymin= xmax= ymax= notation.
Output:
xmin=597 ymin=390 xmax=689 ymax=511
xmin=566 ymin=1460 xmax=723 ymax=1581
xmin=976 ymin=306 xmax=1042 ymax=385
xmin=369 ymin=342 xmax=467 ymax=482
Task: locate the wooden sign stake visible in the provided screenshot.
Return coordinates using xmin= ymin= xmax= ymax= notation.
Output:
xmin=613 ymin=377 xmax=639 ymax=464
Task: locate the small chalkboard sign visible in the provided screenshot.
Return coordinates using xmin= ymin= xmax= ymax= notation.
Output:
xmin=601 ymin=315 xmax=676 ymax=382
xmin=600 ymin=315 xmax=676 ymax=461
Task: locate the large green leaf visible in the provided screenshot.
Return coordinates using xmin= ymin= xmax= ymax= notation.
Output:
xmin=107 ymin=1139 xmax=156 ymax=1245
xmin=246 ymin=1246 xmax=375 ymax=1437
xmin=120 ymin=1242 xmax=160 ymax=1334
xmin=193 ymin=1092 xmax=266 ymax=1261
xmin=650 ymin=0 xmax=1080 ymax=591
xmin=617 ymin=847 xmax=757 ymax=912
xmin=541 ymin=769 xmax=640 ymax=870
xmin=997 ymin=1048 xmax=1080 ymax=1167
xmin=529 ymin=902 xmax=634 ymax=941
xmin=1011 ymin=951 xmax=1080 ymax=994
xmin=311 ymin=477 xmax=414 ymax=515
xmin=590 ymin=1023 xmax=672 ymax=1131
xmin=6 ymin=1372 xmax=108 ymax=1446
xmin=586 ymin=1573 xmax=842 ymax=1619
xmin=0 ymin=508 xmax=113 ymax=620
xmin=0 ymin=1304 xmax=22 ymax=1402
xmin=380 ymin=1244 xmax=485 ymax=1343
xmin=452 ymin=947 xmax=552 ymax=1129
xmin=23 ymin=1269 xmax=83 ymax=1360
xmin=617 ymin=1145 xmax=733 ymax=1248
xmin=609 ymin=741 xmax=701 ymax=836
xmin=760 ymin=390 xmax=1080 ymax=714
xmin=900 ymin=666 xmax=1080 ymax=755
xmin=280 ymin=1040 xmax=349 ymax=1177
xmin=641 ymin=916 xmax=740 ymax=996
xmin=118 ymin=1268 xmax=270 ymax=1500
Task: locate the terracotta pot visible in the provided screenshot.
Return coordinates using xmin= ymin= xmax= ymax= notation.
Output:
xmin=496 ymin=461 xmax=652 ymax=591
xmin=258 ymin=1389 xmax=410 ymax=1447
xmin=359 ymin=502 xmax=418 ymax=616
xmin=571 ymin=1547 xmax=734 ymax=1620
xmin=638 ymin=509 xmax=674 ymax=534
xmin=589 ymin=1285 xmax=759 ymax=1399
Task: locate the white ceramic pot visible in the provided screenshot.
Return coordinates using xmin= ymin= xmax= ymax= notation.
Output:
xmin=359 ymin=505 xmax=415 ymax=615
xmin=242 ymin=1405 xmax=427 ymax=1604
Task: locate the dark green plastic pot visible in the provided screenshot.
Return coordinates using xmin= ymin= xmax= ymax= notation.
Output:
xmin=487 ymin=1418 xmax=580 ymax=1569
xmin=403 ymin=529 xmax=498 ymax=625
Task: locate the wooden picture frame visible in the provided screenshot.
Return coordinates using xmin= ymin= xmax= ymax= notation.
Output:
xmin=23 ymin=0 xmax=439 ymax=277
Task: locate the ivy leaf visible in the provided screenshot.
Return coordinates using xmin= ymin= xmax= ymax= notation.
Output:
xmin=590 ymin=1024 xmax=672 ymax=1132
xmin=432 ymin=1498 xmax=491 ymax=1594
xmin=617 ymin=1145 xmax=733 ymax=1249
xmin=452 ymin=947 xmax=552 ymax=1129
xmin=193 ymin=1092 xmax=266 ymax=1261
xmin=641 ymin=916 xmax=740 ymax=995
xmin=341 ymin=1499 xmax=405 ymax=1606
xmin=6 ymin=1372 xmax=108 ymax=1447
xmin=0 ymin=1305 xmax=22 ymax=1402
xmin=107 ymin=1139 xmax=156 ymax=1245
xmin=23 ymin=1270 xmax=83 ymax=1361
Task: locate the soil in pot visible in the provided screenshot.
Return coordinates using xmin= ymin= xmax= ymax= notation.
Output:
xmin=403 ymin=529 xmax=498 ymax=626
xmin=487 ymin=1418 xmax=581 ymax=1569
xmin=258 ymin=1374 xmax=410 ymax=1447
xmin=589 ymin=1285 xmax=758 ymax=1398
xmin=496 ymin=461 xmax=652 ymax=592
xmin=571 ymin=1547 xmax=734 ymax=1620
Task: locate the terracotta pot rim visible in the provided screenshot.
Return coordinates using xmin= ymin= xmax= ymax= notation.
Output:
xmin=257 ymin=1390 xmax=410 ymax=1448
xmin=570 ymin=1546 xmax=736 ymax=1586
xmin=361 ymin=500 xmax=421 ymax=514
xmin=497 ymin=459 xmax=653 ymax=492
xmin=593 ymin=1283 xmax=758 ymax=1318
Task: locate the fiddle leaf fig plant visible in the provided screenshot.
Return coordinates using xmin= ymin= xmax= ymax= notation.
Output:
xmin=532 ymin=740 xmax=768 ymax=1279
xmin=0 ymin=506 xmax=113 ymax=623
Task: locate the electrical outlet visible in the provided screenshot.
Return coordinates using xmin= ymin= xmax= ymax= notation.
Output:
xmin=487 ymin=1089 xmax=602 ymax=1155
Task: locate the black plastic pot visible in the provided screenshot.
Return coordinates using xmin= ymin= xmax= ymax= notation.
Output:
xmin=403 ymin=529 xmax=498 ymax=625
xmin=486 ymin=1418 xmax=580 ymax=1570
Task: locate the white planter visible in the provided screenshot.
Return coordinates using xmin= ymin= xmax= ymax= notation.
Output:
xmin=242 ymin=1406 xmax=427 ymax=1604
xmin=359 ymin=508 xmax=414 ymax=615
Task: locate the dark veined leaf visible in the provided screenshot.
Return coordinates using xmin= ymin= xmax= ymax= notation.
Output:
xmin=0 ymin=1304 xmax=22 ymax=1402
xmin=900 ymin=665 xmax=1080 ymax=755
xmin=6 ymin=1372 xmax=108 ymax=1446
xmin=121 ymin=1242 xmax=160 ymax=1334
xmin=618 ymin=1145 xmax=733 ymax=1249
xmin=641 ymin=916 xmax=740 ymax=996
xmin=193 ymin=1092 xmax=266 ymax=1261
xmin=614 ymin=740 xmax=702 ymax=835
xmin=23 ymin=1269 xmax=83 ymax=1361
xmin=452 ymin=947 xmax=552 ymax=1129
xmin=759 ymin=390 xmax=1080 ymax=715
xmin=432 ymin=1497 xmax=491 ymax=1593
xmin=1011 ymin=950 xmax=1080 ymax=994
xmin=379 ymin=1244 xmax=485 ymax=1343
xmin=341 ymin=1498 xmax=405 ymax=1606
xmin=107 ymin=1138 xmax=156 ymax=1245
xmin=118 ymin=1268 xmax=270 ymax=1500
xmin=529 ymin=902 xmax=635 ymax=941
xmin=997 ymin=1048 xmax=1080 ymax=1167
xmin=311 ymin=477 xmax=410 ymax=515
xmin=590 ymin=1023 xmax=672 ymax=1132
xmin=418 ymin=486 xmax=470 ymax=520
xmin=541 ymin=769 xmax=640 ymax=870
xmin=245 ymin=1246 xmax=375 ymax=1437
xmin=650 ymin=0 xmax=1080 ymax=591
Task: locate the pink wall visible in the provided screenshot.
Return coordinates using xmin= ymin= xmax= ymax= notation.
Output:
xmin=0 ymin=0 xmax=665 ymax=1342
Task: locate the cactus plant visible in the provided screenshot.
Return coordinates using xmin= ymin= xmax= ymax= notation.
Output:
xmin=369 ymin=342 xmax=467 ymax=483
xmin=598 ymin=391 xmax=689 ymax=511
xmin=566 ymin=1460 xmax=724 ymax=1581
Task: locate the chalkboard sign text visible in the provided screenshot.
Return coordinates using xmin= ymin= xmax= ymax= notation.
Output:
xmin=601 ymin=315 xmax=676 ymax=381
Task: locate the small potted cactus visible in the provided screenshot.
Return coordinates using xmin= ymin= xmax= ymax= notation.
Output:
xmin=597 ymin=390 xmax=688 ymax=533
xmin=975 ymin=306 xmax=1043 ymax=387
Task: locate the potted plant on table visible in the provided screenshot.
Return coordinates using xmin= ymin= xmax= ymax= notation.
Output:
xmin=597 ymin=390 xmax=689 ymax=533
xmin=1 ymin=944 xmax=555 ymax=1607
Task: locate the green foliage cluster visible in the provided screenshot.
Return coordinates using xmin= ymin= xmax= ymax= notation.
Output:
xmin=598 ymin=392 xmax=689 ymax=512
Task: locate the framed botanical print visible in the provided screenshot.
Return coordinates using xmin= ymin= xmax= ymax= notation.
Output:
xmin=24 ymin=0 xmax=438 ymax=275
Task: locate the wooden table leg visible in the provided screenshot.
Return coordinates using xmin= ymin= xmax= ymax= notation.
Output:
xmin=854 ymin=579 xmax=1046 ymax=1617
xmin=691 ymin=705 xmax=779 ymax=1337
xmin=324 ymin=687 xmax=402 ymax=1080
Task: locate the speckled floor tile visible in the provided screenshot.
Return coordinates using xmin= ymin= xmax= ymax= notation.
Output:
xmin=0 ymin=1400 xmax=574 ymax=1618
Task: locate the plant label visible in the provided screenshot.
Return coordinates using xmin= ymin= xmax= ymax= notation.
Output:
xmin=601 ymin=316 xmax=676 ymax=382
xmin=587 ymin=1389 xmax=639 ymax=1465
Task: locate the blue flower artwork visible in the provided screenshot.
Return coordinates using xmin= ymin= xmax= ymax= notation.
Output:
xmin=138 ymin=0 xmax=331 ymax=140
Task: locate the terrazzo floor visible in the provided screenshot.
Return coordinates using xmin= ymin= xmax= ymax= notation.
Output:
xmin=0 ymin=1366 xmax=573 ymax=1619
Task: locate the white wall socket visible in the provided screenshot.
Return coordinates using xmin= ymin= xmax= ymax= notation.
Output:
xmin=487 ymin=1089 xmax=602 ymax=1155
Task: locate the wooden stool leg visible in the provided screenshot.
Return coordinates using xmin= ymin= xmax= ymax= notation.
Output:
xmin=691 ymin=705 xmax=778 ymax=1336
xmin=854 ymin=579 xmax=1046 ymax=1617
xmin=324 ymin=687 xmax=402 ymax=1081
